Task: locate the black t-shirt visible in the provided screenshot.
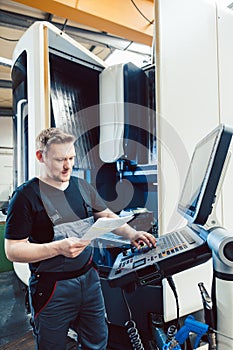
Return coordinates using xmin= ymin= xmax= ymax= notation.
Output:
xmin=5 ymin=176 xmax=107 ymax=272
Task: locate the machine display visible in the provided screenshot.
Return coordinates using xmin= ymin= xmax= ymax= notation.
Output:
xmin=178 ymin=124 xmax=233 ymax=225
xmin=108 ymin=124 xmax=233 ymax=288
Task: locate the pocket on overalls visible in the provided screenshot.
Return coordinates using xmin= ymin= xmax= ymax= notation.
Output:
xmin=29 ymin=273 xmax=57 ymax=317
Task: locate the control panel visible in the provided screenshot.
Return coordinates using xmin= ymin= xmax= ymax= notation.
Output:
xmin=108 ymin=226 xmax=212 ymax=288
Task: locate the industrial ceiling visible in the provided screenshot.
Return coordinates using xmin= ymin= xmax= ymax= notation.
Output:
xmin=0 ymin=0 xmax=154 ymax=118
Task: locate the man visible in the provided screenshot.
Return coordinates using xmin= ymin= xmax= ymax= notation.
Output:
xmin=4 ymin=128 xmax=156 ymax=350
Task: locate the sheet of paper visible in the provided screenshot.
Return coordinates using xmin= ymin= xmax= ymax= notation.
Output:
xmin=81 ymin=215 xmax=134 ymax=241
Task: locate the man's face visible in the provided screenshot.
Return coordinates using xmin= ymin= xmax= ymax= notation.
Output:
xmin=42 ymin=142 xmax=76 ymax=183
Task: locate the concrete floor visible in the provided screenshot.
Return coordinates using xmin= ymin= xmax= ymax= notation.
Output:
xmin=0 ymin=270 xmax=32 ymax=347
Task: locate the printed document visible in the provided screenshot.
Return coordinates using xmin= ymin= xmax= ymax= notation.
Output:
xmin=81 ymin=215 xmax=134 ymax=241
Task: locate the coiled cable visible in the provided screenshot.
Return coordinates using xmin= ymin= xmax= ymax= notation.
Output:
xmin=125 ymin=320 xmax=145 ymax=350
xmin=122 ymin=289 xmax=145 ymax=349
xmin=166 ymin=324 xmax=177 ymax=343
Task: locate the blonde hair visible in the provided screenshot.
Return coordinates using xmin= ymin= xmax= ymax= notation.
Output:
xmin=36 ymin=128 xmax=75 ymax=153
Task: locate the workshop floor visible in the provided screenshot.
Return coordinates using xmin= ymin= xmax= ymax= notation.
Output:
xmin=0 ymin=270 xmax=32 ymax=348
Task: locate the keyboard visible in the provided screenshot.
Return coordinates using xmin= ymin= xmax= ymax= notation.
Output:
xmin=108 ymin=225 xmax=212 ymax=288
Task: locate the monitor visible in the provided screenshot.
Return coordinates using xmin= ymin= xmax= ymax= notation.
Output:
xmin=178 ymin=124 xmax=233 ymax=225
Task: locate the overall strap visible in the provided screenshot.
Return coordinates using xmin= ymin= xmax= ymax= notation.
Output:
xmin=72 ymin=177 xmax=93 ymax=218
xmin=40 ymin=191 xmax=63 ymax=225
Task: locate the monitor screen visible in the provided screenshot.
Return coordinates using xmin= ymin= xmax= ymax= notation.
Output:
xmin=178 ymin=124 xmax=233 ymax=225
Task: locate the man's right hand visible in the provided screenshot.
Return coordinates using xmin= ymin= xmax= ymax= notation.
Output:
xmin=58 ymin=237 xmax=91 ymax=258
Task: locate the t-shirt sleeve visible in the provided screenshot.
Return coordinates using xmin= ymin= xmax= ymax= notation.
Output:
xmin=4 ymin=190 xmax=33 ymax=240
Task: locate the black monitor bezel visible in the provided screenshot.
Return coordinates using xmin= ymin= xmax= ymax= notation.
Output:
xmin=178 ymin=124 xmax=233 ymax=226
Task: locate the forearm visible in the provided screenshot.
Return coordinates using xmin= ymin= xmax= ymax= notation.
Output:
xmin=5 ymin=238 xmax=62 ymax=263
xmin=95 ymin=209 xmax=137 ymax=239
xmin=113 ymin=223 xmax=137 ymax=240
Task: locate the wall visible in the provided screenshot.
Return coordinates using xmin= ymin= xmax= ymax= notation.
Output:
xmin=155 ymin=0 xmax=233 ymax=234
